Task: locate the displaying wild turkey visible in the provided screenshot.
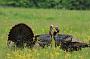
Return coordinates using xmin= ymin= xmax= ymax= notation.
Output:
xmin=53 ymin=26 xmax=73 ymax=47
xmin=8 ymin=23 xmax=35 ymax=48
xmin=35 ymin=25 xmax=53 ymax=48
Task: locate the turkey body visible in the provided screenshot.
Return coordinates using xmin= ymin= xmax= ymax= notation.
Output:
xmin=8 ymin=23 xmax=35 ymax=48
xmin=53 ymin=34 xmax=73 ymax=47
xmin=35 ymin=34 xmax=52 ymax=48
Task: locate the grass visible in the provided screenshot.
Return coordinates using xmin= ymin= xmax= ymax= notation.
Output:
xmin=0 ymin=7 xmax=90 ymax=59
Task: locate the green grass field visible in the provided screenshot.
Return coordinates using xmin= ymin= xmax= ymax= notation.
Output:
xmin=0 ymin=7 xmax=90 ymax=59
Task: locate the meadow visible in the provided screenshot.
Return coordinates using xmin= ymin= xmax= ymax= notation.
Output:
xmin=0 ymin=7 xmax=90 ymax=59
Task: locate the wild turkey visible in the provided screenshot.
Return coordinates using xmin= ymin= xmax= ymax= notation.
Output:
xmin=53 ymin=26 xmax=90 ymax=51
xmin=8 ymin=23 xmax=35 ymax=48
xmin=53 ymin=26 xmax=73 ymax=47
xmin=60 ymin=41 xmax=90 ymax=52
xmin=35 ymin=25 xmax=53 ymax=48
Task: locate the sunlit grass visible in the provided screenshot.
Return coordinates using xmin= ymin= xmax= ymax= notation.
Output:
xmin=6 ymin=47 xmax=90 ymax=59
